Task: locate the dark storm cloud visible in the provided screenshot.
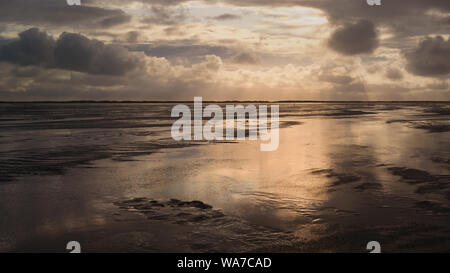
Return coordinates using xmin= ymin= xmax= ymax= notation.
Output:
xmin=254 ymin=0 xmax=449 ymax=40
xmin=404 ymin=36 xmax=450 ymax=77
xmin=327 ymin=20 xmax=379 ymax=56
xmin=302 ymin=0 xmax=450 ymax=24
xmin=54 ymin=32 xmax=142 ymax=75
xmin=0 ymin=28 xmax=142 ymax=76
xmin=211 ymin=14 xmax=242 ymax=21
xmin=0 ymin=0 xmax=131 ymax=28
xmin=0 ymin=28 xmax=55 ymax=66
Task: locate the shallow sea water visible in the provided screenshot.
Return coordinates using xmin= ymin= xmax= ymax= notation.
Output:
xmin=0 ymin=102 xmax=449 ymax=252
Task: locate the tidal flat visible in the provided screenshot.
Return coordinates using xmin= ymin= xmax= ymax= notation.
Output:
xmin=0 ymin=102 xmax=449 ymax=252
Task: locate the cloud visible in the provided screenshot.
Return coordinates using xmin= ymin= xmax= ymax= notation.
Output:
xmin=385 ymin=68 xmax=403 ymax=80
xmin=0 ymin=28 xmax=55 ymax=66
xmin=0 ymin=28 xmax=142 ymax=76
xmin=141 ymin=6 xmax=188 ymax=25
xmin=0 ymin=1 xmax=449 ymax=101
xmin=404 ymin=36 xmax=450 ymax=77
xmin=54 ymin=32 xmax=143 ymax=75
xmin=327 ymin=20 xmax=379 ymax=56
xmin=211 ymin=14 xmax=242 ymax=21
xmin=117 ymin=31 xmax=141 ymax=43
xmin=3 ymin=0 xmax=449 ymax=39
xmin=318 ymin=74 xmax=355 ymax=85
xmin=204 ymin=0 xmax=449 ymax=40
xmin=231 ymin=52 xmax=261 ymax=65
xmin=121 ymin=0 xmax=188 ymax=6
xmin=195 ymin=55 xmax=222 ymax=72
xmin=0 ymin=52 xmax=227 ymax=100
xmin=0 ymin=0 xmax=131 ymax=28
xmin=427 ymin=81 xmax=449 ymax=90
xmin=328 ymin=80 xmax=367 ymax=95
xmin=144 ymin=44 xmax=234 ymax=63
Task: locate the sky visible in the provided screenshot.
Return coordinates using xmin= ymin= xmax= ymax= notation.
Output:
xmin=0 ymin=0 xmax=449 ymax=101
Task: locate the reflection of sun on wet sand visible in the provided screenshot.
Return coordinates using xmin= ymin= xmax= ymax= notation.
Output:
xmin=0 ymin=102 xmax=449 ymax=252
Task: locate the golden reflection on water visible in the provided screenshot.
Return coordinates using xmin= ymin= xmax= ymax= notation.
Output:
xmin=1 ymin=104 xmax=449 ymax=252
xmin=122 ymin=108 xmax=449 ymax=232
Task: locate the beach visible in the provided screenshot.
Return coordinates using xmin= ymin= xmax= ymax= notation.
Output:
xmin=0 ymin=102 xmax=449 ymax=252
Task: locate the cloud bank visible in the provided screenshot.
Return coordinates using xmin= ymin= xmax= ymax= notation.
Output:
xmin=0 ymin=0 xmax=448 ymax=100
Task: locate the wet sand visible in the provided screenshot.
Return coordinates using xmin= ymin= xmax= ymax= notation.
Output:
xmin=0 ymin=102 xmax=449 ymax=252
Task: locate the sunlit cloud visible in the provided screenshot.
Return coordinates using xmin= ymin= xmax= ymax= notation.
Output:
xmin=0 ymin=0 xmax=448 ymax=100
